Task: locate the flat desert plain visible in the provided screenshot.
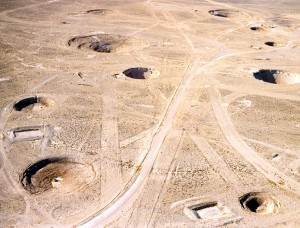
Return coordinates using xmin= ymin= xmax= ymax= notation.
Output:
xmin=0 ymin=0 xmax=300 ymax=227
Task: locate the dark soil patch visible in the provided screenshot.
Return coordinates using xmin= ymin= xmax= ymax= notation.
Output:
xmin=68 ymin=34 xmax=125 ymax=53
xmin=84 ymin=9 xmax=111 ymax=15
xmin=208 ymin=9 xmax=239 ymax=18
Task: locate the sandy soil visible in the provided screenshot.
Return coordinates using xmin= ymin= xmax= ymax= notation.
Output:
xmin=0 ymin=0 xmax=300 ymax=227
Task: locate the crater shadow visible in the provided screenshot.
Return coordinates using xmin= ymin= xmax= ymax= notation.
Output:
xmin=21 ymin=157 xmax=67 ymax=194
xmin=14 ymin=97 xmax=37 ymax=111
xmin=253 ymin=69 xmax=277 ymax=83
xmin=123 ymin=67 xmax=149 ymax=79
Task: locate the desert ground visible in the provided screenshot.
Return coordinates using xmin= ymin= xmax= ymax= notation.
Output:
xmin=0 ymin=0 xmax=300 ymax=227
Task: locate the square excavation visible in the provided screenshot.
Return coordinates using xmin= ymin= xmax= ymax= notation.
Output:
xmin=0 ymin=0 xmax=300 ymax=227
xmin=184 ymin=202 xmax=235 ymax=220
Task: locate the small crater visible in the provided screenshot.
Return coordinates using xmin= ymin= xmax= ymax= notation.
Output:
xmin=14 ymin=96 xmax=55 ymax=112
xmin=271 ymin=153 xmax=281 ymax=161
xmin=68 ymin=9 xmax=112 ymax=16
xmin=68 ymin=34 xmax=126 ymax=53
xmin=84 ymin=9 xmax=111 ymax=15
xmin=208 ymin=9 xmax=239 ymax=18
xmin=122 ymin=67 xmax=160 ymax=79
xmin=253 ymin=69 xmax=300 ymax=84
xmin=272 ymin=154 xmax=279 ymax=158
xmin=250 ymin=27 xmax=263 ymax=31
xmin=240 ymin=192 xmax=280 ymax=215
xmin=7 ymin=125 xmax=53 ymax=143
xmin=21 ymin=158 xmax=95 ymax=194
xmin=265 ymin=41 xmax=276 ymax=47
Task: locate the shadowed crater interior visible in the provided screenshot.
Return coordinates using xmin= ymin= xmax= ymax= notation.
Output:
xmin=68 ymin=34 xmax=126 ymax=53
xmin=14 ymin=96 xmax=55 ymax=111
xmin=265 ymin=41 xmax=276 ymax=47
xmin=253 ymin=69 xmax=277 ymax=83
xmin=253 ymin=69 xmax=300 ymax=84
xmin=14 ymin=97 xmax=37 ymax=111
xmin=21 ymin=157 xmax=95 ymax=194
xmin=240 ymin=192 xmax=279 ymax=215
xmin=84 ymin=9 xmax=111 ymax=15
xmin=123 ymin=67 xmax=160 ymax=79
xmin=208 ymin=9 xmax=239 ymax=18
xmin=250 ymin=26 xmax=263 ymax=31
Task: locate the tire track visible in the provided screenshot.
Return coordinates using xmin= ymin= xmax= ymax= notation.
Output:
xmin=100 ymin=73 xmax=122 ymax=206
xmin=189 ymin=133 xmax=244 ymax=193
xmin=205 ymin=82 xmax=300 ymax=196
xmin=124 ymin=130 xmax=184 ymax=228
xmin=0 ymin=76 xmax=62 ymax=226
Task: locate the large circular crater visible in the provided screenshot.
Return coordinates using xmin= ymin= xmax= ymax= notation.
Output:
xmin=68 ymin=34 xmax=126 ymax=53
xmin=123 ymin=67 xmax=160 ymax=79
xmin=21 ymin=157 xmax=95 ymax=194
xmin=253 ymin=69 xmax=300 ymax=84
xmin=14 ymin=96 xmax=55 ymax=112
xmin=240 ymin=192 xmax=280 ymax=215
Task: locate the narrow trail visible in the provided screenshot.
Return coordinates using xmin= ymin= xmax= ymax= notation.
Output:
xmin=145 ymin=131 xmax=185 ymax=228
xmin=1 ymin=0 xmax=299 ymax=227
xmin=217 ymin=83 xmax=300 ymax=102
xmin=79 ymin=55 xmax=203 ymax=228
xmin=100 ymin=73 xmax=122 ymax=206
xmin=243 ymin=137 xmax=299 ymax=158
xmin=78 ymin=7 xmax=205 ymax=226
xmin=190 ymin=134 xmax=244 ymax=193
xmin=0 ymin=0 xmax=61 ymax=16
xmin=205 ymin=83 xmax=300 ymax=196
xmin=79 ymin=4 xmax=300 ymax=226
xmin=0 ymin=0 xmax=62 ymax=25
xmin=0 ymin=75 xmax=63 ymax=226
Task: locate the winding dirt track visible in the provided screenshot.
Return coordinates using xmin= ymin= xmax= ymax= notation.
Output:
xmin=206 ymin=84 xmax=300 ymax=195
xmin=79 ymin=2 xmax=300 ymax=227
xmin=1 ymin=0 xmax=300 ymax=227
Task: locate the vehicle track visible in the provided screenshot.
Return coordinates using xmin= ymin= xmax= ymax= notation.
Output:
xmin=205 ymin=83 xmax=300 ymax=196
xmin=2 ymin=0 xmax=299 ymax=226
xmin=79 ymin=9 xmax=300 ymax=227
xmin=78 ymin=54 xmax=202 ymax=227
xmin=0 ymin=76 xmax=62 ymax=226
xmin=189 ymin=134 xmax=244 ymax=193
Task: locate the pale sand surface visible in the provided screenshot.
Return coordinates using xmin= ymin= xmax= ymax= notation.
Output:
xmin=0 ymin=0 xmax=300 ymax=227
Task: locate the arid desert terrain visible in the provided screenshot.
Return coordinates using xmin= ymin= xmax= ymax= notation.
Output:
xmin=0 ymin=0 xmax=300 ymax=227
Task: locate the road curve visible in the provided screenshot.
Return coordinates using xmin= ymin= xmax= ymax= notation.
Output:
xmin=206 ymin=83 xmax=300 ymax=196
xmin=79 ymin=39 xmax=297 ymax=228
xmin=79 ymin=9 xmax=298 ymax=228
xmin=78 ymin=57 xmax=203 ymax=227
